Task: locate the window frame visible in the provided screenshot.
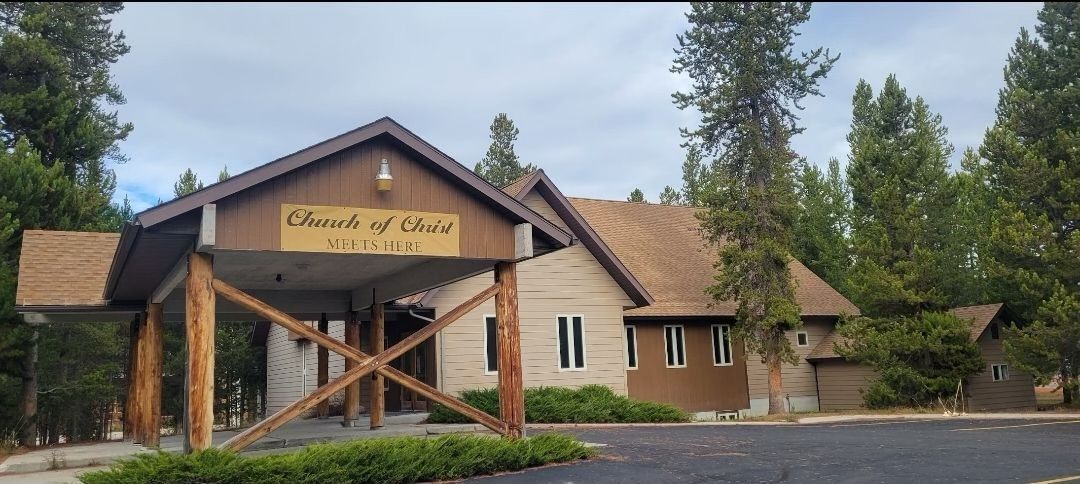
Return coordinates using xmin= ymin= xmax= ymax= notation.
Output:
xmin=796 ymin=331 xmax=809 ymax=347
xmin=711 ymin=324 xmax=733 ymax=366
xmin=556 ymin=314 xmax=587 ymax=371
xmin=624 ymin=325 xmax=638 ymax=370
xmin=664 ymin=324 xmax=687 ymax=369
xmin=991 ymin=363 xmax=1009 ymax=382
xmin=483 ymin=314 xmax=498 ymax=375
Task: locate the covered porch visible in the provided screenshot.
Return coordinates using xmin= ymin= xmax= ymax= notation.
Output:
xmin=14 ymin=117 xmax=572 ymax=453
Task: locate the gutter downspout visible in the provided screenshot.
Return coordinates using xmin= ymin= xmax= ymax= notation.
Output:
xmin=409 ymin=307 xmax=441 ymax=392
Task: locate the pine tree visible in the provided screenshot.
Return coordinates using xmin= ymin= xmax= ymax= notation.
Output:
xmin=793 ymin=158 xmax=850 ymax=294
xmin=951 ymin=148 xmax=993 ymax=306
xmin=627 ymin=188 xmax=646 ymax=203
xmin=473 ymin=113 xmax=536 ymax=187
xmin=981 ymin=3 xmax=1080 ymax=403
xmin=218 ymin=165 xmax=230 ymax=182
xmin=174 ymin=168 xmax=204 ymax=198
xmin=845 ymin=75 xmax=962 ymax=317
xmin=679 ymin=145 xmax=711 ymax=207
xmin=658 ymin=186 xmax=681 ymax=205
xmin=672 ymin=2 xmax=837 ymax=414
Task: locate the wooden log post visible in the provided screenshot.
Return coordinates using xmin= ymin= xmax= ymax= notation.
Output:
xmin=316 ymin=314 xmax=330 ymax=419
xmin=342 ymin=314 xmax=360 ymax=427
xmin=124 ymin=318 xmax=141 ymax=442
xmin=185 ymin=252 xmax=215 ymax=452
xmin=369 ymin=302 xmax=385 ymax=429
xmin=495 ymin=262 xmax=524 ymax=439
xmin=139 ymin=303 xmax=164 ymax=448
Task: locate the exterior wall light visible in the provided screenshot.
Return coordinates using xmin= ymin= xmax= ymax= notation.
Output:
xmin=375 ymin=158 xmax=393 ymax=192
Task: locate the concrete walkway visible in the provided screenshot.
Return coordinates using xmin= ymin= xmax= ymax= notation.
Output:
xmin=0 ymin=412 xmax=488 ymax=477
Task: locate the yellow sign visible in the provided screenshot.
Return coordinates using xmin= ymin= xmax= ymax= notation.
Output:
xmin=280 ymin=204 xmax=460 ymax=256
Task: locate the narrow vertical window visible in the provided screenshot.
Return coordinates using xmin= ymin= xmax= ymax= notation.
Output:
xmin=712 ymin=324 xmax=733 ymax=366
xmin=557 ymin=315 xmax=586 ymax=370
xmin=484 ymin=315 xmax=498 ymax=373
xmin=796 ymin=331 xmax=809 ymax=347
xmin=665 ymin=325 xmax=686 ymax=368
xmin=990 ymin=323 xmax=1000 ymax=340
xmin=625 ymin=325 xmax=638 ymax=369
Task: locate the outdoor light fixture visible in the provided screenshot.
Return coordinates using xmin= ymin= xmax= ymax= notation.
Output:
xmin=375 ymin=158 xmax=393 ymax=191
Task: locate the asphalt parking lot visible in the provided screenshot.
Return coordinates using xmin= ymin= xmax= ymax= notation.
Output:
xmin=475 ymin=419 xmax=1080 ymax=483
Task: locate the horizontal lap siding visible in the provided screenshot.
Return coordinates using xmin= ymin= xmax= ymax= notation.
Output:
xmin=266 ymin=321 xmax=347 ymax=415
xmin=626 ymin=322 xmax=750 ymax=412
xmin=434 ymin=243 xmax=633 ymax=396
xmin=215 ymin=140 xmax=514 ymax=260
xmin=815 ymin=360 xmax=877 ymax=410
xmin=965 ymin=317 xmax=1036 ymax=411
xmin=746 ymin=317 xmax=835 ymax=400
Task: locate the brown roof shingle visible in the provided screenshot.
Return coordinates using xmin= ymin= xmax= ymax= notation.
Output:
xmin=16 ymin=230 xmax=120 ymax=307
xmin=568 ymin=198 xmax=860 ymax=318
xmin=807 ymin=303 xmax=1008 ymax=360
xmin=501 ymin=171 xmax=540 ymax=199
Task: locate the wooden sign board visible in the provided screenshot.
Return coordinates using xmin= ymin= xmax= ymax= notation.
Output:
xmin=280 ymin=204 xmax=460 ymax=257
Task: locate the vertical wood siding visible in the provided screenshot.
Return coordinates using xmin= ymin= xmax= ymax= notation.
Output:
xmin=625 ymin=322 xmax=751 ymax=412
xmin=215 ymin=139 xmax=515 ymax=260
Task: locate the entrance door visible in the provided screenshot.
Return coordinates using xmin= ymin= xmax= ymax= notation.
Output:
xmin=399 ymin=331 xmax=429 ymax=411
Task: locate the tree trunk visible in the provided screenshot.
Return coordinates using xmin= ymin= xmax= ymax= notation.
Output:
xmin=766 ymin=335 xmax=785 ymax=415
xmin=19 ymin=329 xmax=38 ymax=447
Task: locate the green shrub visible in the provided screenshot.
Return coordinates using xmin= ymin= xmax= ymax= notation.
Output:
xmin=427 ymin=384 xmax=689 ymax=424
xmin=79 ymin=433 xmax=591 ymax=484
xmin=837 ymin=312 xmax=986 ymax=409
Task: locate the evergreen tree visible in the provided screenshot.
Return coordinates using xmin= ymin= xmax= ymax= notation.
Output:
xmin=218 ymin=165 xmax=230 ymax=182
xmin=845 ymin=75 xmax=962 ymax=317
xmin=981 ymin=3 xmax=1080 ymax=403
xmin=793 ymin=158 xmax=850 ymax=293
xmin=173 ymin=168 xmax=204 ymax=198
xmin=672 ymin=2 xmax=837 ymax=414
xmin=473 ymin=113 xmax=536 ymax=187
xmin=627 ymin=188 xmax=646 ymax=203
xmin=680 ymin=144 xmax=711 ymax=207
xmin=658 ymin=186 xmax=681 ymax=205
xmin=951 ymin=148 xmax=993 ymax=306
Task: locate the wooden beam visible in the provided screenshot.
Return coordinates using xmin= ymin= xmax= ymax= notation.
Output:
xmin=151 ymin=252 xmax=190 ymax=304
xmin=185 ymin=252 xmax=215 ymax=452
xmin=370 ymin=303 xmax=385 ymax=429
xmin=342 ymin=314 xmax=360 ymax=427
xmin=495 ymin=262 xmax=524 ymax=439
xmin=514 ymin=223 xmax=533 ymax=260
xmin=316 ymin=314 xmax=330 ymax=419
xmin=140 ymin=303 xmax=163 ymax=448
xmin=215 ymin=281 xmax=500 ymax=451
xmin=124 ymin=318 xmax=140 ymax=442
xmin=197 ymin=204 xmax=216 ymax=252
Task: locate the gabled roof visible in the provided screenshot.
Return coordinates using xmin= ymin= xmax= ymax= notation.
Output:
xmin=16 ymin=231 xmax=120 ymax=308
xmin=569 ymin=198 xmax=861 ymax=318
xmin=105 ymin=117 xmax=573 ymax=301
xmin=807 ymin=303 xmax=1011 ymax=361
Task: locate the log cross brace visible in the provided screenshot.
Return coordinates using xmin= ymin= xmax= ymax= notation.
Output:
xmin=212 ymin=278 xmax=503 ymax=452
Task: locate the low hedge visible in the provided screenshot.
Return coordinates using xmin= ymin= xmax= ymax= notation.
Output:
xmin=78 ymin=433 xmax=592 ymax=484
xmin=427 ymin=384 xmax=689 ymax=424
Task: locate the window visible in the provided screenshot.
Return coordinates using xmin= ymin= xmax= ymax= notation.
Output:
xmin=712 ymin=324 xmax=733 ymax=366
xmin=557 ymin=315 xmax=586 ymax=370
xmin=990 ymin=323 xmax=1000 ymax=340
xmin=624 ymin=325 xmax=638 ymax=370
xmin=483 ymin=315 xmax=498 ymax=374
xmin=664 ymin=325 xmax=686 ymax=368
xmin=796 ymin=331 xmax=809 ymax=347
xmin=992 ymin=364 xmax=1010 ymax=382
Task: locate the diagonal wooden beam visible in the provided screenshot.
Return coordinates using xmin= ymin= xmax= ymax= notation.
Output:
xmin=213 ymin=279 xmax=502 ymax=451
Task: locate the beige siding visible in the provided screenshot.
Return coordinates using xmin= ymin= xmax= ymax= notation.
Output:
xmin=521 ymin=191 xmax=570 ymax=232
xmin=746 ymin=317 xmax=834 ymax=400
xmin=966 ymin=317 xmax=1037 ymax=411
xmin=815 ymin=360 xmax=878 ymax=410
xmin=435 ymin=193 xmax=632 ymax=396
xmin=266 ymin=321 xmax=347 ymax=415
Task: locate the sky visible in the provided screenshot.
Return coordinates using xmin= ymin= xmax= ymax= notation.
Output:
xmin=108 ymin=3 xmax=1041 ymax=211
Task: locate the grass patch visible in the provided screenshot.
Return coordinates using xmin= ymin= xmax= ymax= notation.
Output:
xmin=427 ymin=385 xmax=689 ymax=424
xmin=79 ymin=433 xmax=592 ymax=484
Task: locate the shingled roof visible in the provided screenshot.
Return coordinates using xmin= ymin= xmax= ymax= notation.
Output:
xmin=568 ymin=198 xmax=860 ymax=318
xmin=807 ymin=303 xmax=1009 ymax=360
xmin=16 ymin=230 xmax=120 ymax=308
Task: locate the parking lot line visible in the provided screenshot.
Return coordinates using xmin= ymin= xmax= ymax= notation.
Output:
xmin=1028 ymin=474 xmax=1080 ymax=484
xmin=952 ymin=420 xmax=1080 ymax=432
